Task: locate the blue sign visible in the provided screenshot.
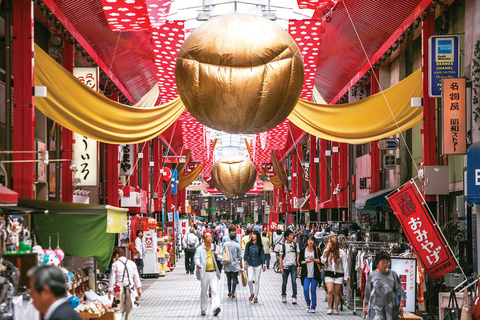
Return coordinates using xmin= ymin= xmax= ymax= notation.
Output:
xmin=428 ymin=35 xmax=460 ymax=97
xmin=467 ymin=142 xmax=480 ymax=206
xmin=171 ymin=169 xmax=178 ymax=195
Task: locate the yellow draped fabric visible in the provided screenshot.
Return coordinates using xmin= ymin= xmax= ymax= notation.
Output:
xmin=33 ymin=44 xmax=185 ymax=144
xmin=174 ymin=150 xmax=191 ymax=174
xmin=178 ymin=164 xmax=202 ymax=190
xmin=269 ymin=175 xmax=284 ymax=190
xmin=288 ymin=69 xmax=422 ymax=144
xmin=271 ymin=151 xmax=288 ymax=188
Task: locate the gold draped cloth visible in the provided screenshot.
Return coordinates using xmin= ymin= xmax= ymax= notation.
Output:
xmin=288 ymin=69 xmax=422 ymax=144
xmin=178 ymin=164 xmax=202 ymax=190
xmin=33 ymin=44 xmax=185 ymax=144
xmin=34 ymin=43 xmax=422 ymax=145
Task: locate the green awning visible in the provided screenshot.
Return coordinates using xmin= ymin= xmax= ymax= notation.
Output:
xmin=18 ymin=199 xmax=128 ymax=271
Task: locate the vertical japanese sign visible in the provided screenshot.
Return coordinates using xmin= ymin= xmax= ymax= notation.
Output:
xmin=442 ymin=78 xmax=466 ymax=154
xmin=73 ymin=67 xmax=98 ymax=186
xmin=387 ymin=183 xmax=457 ymax=279
xmin=428 ymin=35 xmax=460 ymax=97
xmin=171 ymin=169 xmax=178 ymax=195
xmin=119 ymin=145 xmax=134 ymax=176
xmin=348 ymin=85 xmax=367 ymax=102
xmin=286 ymin=214 xmax=294 ymax=227
xmin=390 ymin=258 xmax=417 ymax=312
xmin=269 ymin=212 xmax=279 ymax=231
xmin=73 ymin=133 xmax=98 ymax=186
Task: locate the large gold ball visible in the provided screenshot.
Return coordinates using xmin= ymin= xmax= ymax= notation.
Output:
xmin=210 ymin=155 xmax=257 ymax=198
xmin=176 ymin=13 xmax=304 ymax=134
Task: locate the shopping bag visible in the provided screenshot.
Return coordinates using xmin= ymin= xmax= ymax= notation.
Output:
xmin=222 ymin=243 xmax=231 ymax=264
xmin=445 ymin=290 xmax=462 ymax=320
xmin=462 ymin=286 xmax=472 ymax=320
xmin=241 ymin=270 xmax=247 ymax=287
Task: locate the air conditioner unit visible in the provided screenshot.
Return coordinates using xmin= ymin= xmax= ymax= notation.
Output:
xmin=197 ymin=9 xmax=210 ymax=21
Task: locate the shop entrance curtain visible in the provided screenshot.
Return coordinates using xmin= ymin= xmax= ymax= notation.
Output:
xmin=33 ymin=44 xmax=185 ymax=144
xmin=288 ymin=69 xmax=422 ymax=144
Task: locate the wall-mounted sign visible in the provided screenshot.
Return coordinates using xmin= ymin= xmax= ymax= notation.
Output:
xmin=171 ymin=169 xmax=178 ymax=195
xmin=163 ymin=156 xmax=186 ymax=163
xmin=349 ymin=85 xmax=366 ymax=102
xmin=36 ymin=141 xmax=47 ymax=182
xmin=73 ymin=133 xmax=98 ymax=186
xmin=442 ymin=78 xmax=466 ymax=155
xmin=119 ymin=144 xmax=134 ymax=176
xmin=390 ymin=258 xmax=417 ymax=312
xmin=428 ymin=35 xmax=460 ymax=97
xmin=383 ymin=154 xmax=396 ymax=170
xmin=378 ymin=139 xmax=399 ymax=150
xmin=73 ymin=67 xmax=99 ymax=92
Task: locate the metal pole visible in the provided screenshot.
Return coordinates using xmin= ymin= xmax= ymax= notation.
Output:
xmin=5 ymin=0 xmax=12 ymax=182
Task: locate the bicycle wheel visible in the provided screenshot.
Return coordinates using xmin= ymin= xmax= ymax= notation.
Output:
xmin=273 ymin=260 xmax=281 ymax=273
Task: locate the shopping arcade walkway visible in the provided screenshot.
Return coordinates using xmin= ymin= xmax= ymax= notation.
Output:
xmin=132 ymin=253 xmax=361 ymax=319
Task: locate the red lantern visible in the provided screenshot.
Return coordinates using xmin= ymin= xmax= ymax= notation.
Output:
xmin=162 ymin=167 xmax=171 ymax=181
xmin=147 ymin=218 xmax=157 ymax=229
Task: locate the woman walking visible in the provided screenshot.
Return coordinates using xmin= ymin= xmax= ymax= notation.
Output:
xmin=261 ymin=231 xmax=271 ymax=269
xmin=244 ymin=230 xmax=266 ymax=303
xmin=364 ymin=251 xmax=406 ymax=320
xmin=223 ymin=232 xmax=242 ymax=298
xmin=321 ymin=236 xmax=349 ymax=315
xmin=133 ymin=230 xmax=145 ymax=276
xmin=299 ymin=235 xmax=321 ymax=313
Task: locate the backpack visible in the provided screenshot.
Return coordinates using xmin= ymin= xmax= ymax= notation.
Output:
xmin=281 ymin=242 xmax=298 ymax=267
xmin=212 ymin=230 xmax=220 ymax=244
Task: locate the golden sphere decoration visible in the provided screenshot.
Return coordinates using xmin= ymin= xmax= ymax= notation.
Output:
xmin=176 ymin=13 xmax=304 ymax=134
xmin=210 ymin=155 xmax=257 ymax=198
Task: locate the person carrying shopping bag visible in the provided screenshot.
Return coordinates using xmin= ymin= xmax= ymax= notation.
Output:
xmin=244 ymin=230 xmax=266 ymax=303
xmin=223 ymin=232 xmax=243 ymax=299
xmin=299 ymin=235 xmax=322 ymax=313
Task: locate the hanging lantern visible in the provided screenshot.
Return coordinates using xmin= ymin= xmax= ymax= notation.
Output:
xmin=176 ymin=13 xmax=304 ymax=134
xmin=210 ymin=155 xmax=257 ymax=198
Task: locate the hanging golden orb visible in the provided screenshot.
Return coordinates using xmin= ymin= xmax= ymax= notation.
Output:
xmin=210 ymin=155 xmax=257 ymax=198
xmin=175 ymin=13 xmax=304 ymax=134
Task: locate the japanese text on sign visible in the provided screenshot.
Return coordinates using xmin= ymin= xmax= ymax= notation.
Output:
xmin=73 ymin=133 xmax=98 ymax=186
xmin=442 ymin=78 xmax=466 ymax=154
xmin=387 ymin=184 xmax=457 ymax=280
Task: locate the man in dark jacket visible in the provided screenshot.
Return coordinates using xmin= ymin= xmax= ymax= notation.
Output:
xmin=28 ymin=265 xmax=81 ymax=320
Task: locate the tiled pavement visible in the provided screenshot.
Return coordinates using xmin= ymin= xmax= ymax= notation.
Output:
xmin=132 ymin=252 xmax=363 ymax=320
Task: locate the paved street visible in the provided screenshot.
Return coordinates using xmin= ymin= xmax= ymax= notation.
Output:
xmin=132 ymin=253 xmax=362 ymax=319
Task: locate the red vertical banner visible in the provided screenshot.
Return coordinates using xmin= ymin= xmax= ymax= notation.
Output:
xmin=286 ymin=214 xmax=294 ymax=226
xmin=387 ymin=183 xmax=457 ymax=279
xmin=269 ymin=212 xmax=279 ymax=231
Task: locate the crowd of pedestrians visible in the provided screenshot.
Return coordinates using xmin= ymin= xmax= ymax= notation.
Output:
xmin=183 ymin=221 xmax=405 ymax=319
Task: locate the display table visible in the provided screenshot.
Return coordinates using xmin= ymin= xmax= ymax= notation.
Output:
xmin=78 ymin=311 xmax=113 ymax=320
xmin=403 ymin=312 xmax=422 ymax=320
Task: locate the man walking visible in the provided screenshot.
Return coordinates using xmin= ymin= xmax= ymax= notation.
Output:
xmin=279 ymin=229 xmax=300 ymax=304
xmin=194 ymin=232 xmax=223 ymax=316
xmin=183 ymin=228 xmax=199 ymax=274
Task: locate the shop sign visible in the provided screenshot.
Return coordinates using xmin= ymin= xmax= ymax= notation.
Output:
xmin=119 ymin=145 xmax=134 ymax=176
xmin=167 ymin=212 xmax=173 ymax=222
xmin=73 ymin=67 xmax=98 ymax=91
xmin=467 ymin=143 xmax=480 ymax=206
xmin=144 ymin=231 xmax=154 ymax=252
xmin=36 ymin=141 xmax=47 ymax=182
xmin=269 ymin=212 xmax=279 ymax=231
xmin=73 ymin=133 xmax=98 ymax=186
xmin=163 ymin=156 xmax=186 ymax=163
xmin=390 ymin=258 xmax=417 ymax=312
xmin=355 ymin=209 xmax=376 ymax=228
xmin=383 ymin=154 xmax=396 ymax=170
xmin=428 ymin=35 xmax=460 ymax=97
xmin=378 ymin=139 xmax=399 ymax=150
xmin=171 ymin=169 xmax=177 ymax=195
xmin=349 ymin=85 xmax=366 ymax=102
xmin=180 ymin=219 xmax=189 ymax=236
xmin=286 ymin=214 xmax=294 ymax=226
xmin=387 ymin=183 xmax=457 ymax=280
xmin=442 ymin=78 xmax=466 ymax=154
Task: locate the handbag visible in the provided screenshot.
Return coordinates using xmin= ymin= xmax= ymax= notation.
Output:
xmin=445 ymin=290 xmax=462 ymax=320
xmin=222 ymin=243 xmax=231 ymax=264
xmin=241 ymin=270 xmax=248 ymax=287
xmin=461 ymin=286 xmax=472 ymax=320
xmin=472 ymin=278 xmax=480 ymax=319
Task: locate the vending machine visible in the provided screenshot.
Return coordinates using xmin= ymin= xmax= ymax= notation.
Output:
xmin=143 ymin=228 xmax=159 ymax=276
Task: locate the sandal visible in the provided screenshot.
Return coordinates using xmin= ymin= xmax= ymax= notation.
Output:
xmin=249 ymin=294 xmax=254 ymax=301
xmin=254 ymin=297 xmax=258 ymax=303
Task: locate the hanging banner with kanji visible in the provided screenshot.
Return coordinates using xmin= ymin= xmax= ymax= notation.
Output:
xmin=442 ymin=78 xmax=466 ymax=154
xmin=269 ymin=212 xmax=279 ymax=231
xmin=286 ymin=214 xmax=294 ymax=227
xmin=387 ymin=183 xmax=457 ymax=280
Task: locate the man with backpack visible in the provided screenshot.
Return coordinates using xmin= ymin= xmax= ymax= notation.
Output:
xmin=279 ymin=229 xmax=300 ymax=304
xmin=183 ymin=228 xmax=199 ymax=274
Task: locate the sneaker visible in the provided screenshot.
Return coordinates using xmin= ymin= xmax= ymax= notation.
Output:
xmin=305 ymin=306 xmax=310 ymax=311
xmin=201 ymin=310 xmax=206 ymax=316
xmin=309 ymin=309 xmax=316 ymax=313
xmin=327 ymin=309 xmax=333 ymax=315
xmin=282 ymin=296 xmax=287 ymax=303
xmin=213 ymin=307 xmax=221 ymax=316
xmin=292 ymin=298 xmax=297 ymax=304
xmin=333 ymin=310 xmax=339 ymax=315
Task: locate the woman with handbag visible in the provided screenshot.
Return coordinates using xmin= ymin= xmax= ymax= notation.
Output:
xmin=108 ymin=248 xmax=142 ymax=320
xmin=244 ymin=230 xmax=266 ymax=303
xmin=363 ymin=251 xmax=406 ymax=320
xmin=299 ymin=235 xmax=322 ymax=313
xmin=223 ymin=232 xmax=243 ymax=298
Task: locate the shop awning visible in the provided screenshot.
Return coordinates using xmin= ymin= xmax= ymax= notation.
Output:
xmin=354 ymin=187 xmax=396 ymax=209
xmin=0 ymin=185 xmax=18 ymax=206
xmin=17 ymin=199 xmax=128 ymax=271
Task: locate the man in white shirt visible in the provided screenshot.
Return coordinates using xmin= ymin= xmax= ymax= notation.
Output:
xmin=183 ymin=228 xmax=199 ymax=274
xmin=27 ymin=265 xmax=81 ymax=320
xmin=109 ymin=248 xmax=142 ymax=320
xmin=279 ymin=229 xmax=300 ymax=304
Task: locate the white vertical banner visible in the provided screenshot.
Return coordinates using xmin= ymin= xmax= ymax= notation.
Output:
xmin=119 ymin=144 xmax=135 ymax=176
xmin=37 ymin=141 xmax=47 ymax=182
xmin=73 ymin=133 xmax=98 ymax=186
xmin=390 ymin=257 xmax=417 ymax=312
